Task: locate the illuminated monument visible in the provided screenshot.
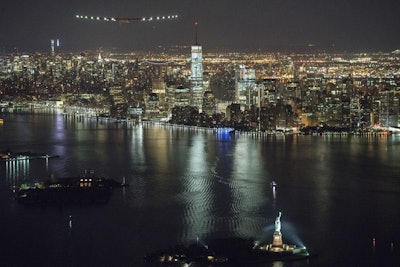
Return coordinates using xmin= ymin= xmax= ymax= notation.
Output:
xmin=190 ymin=22 xmax=204 ymax=112
xmin=145 ymin=211 xmax=314 ymax=265
xmin=271 ymin=211 xmax=284 ymax=250
xmin=255 ymin=212 xmax=310 ymax=257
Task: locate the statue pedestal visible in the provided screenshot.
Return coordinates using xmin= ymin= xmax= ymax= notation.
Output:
xmin=270 ymin=231 xmax=284 ymax=252
xmin=267 ymin=212 xmax=285 ymax=252
xmin=272 ymin=231 xmax=283 ymax=247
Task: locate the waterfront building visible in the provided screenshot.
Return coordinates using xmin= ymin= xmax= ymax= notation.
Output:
xmin=226 ymin=103 xmax=243 ymax=124
xmin=259 ymin=106 xmax=276 ymax=131
xmin=202 ymin=91 xmax=216 ymax=116
xmin=165 ymin=84 xmax=190 ymax=113
xmin=190 ymin=22 xmax=204 ymax=112
xmin=151 ymin=78 xmax=167 ymax=116
xmin=171 ymin=105 xmax=198 ymax=125
xmin=235 ymin=65 xmax=257 ymax=107
xmin=190 ymin=43 xmax=204 ymax=112
xmin=175 ymin=86 xmax=191 ymax=107
xmin=144 ymin=93 xmax=160 ymax=118
xmin=377 ymin=90 xmax=400 ymax=127
xmin=216 ymin=101 xmax=230 ymax=116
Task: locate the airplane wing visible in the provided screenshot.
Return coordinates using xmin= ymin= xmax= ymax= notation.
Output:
xmin=75 ymin=14 xmax=178 ymax=24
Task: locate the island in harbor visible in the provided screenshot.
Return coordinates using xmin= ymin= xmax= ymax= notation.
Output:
xmin=145 ymin=212 xmax=315 ymax=265
xmin=15 ymin=173 xmax=128 ymax=206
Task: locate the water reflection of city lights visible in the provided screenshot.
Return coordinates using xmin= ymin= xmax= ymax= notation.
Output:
xmin=5 ymin=159 xmax=30 ymax=185
xmin=214 ymin=127 xmax=234 ymax=140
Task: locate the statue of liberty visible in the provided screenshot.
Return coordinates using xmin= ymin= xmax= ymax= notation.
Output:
xmin=271 ymin=211 xmax=283 ymax=248
xmin=275 ymin=212 xmax=282 ymax=233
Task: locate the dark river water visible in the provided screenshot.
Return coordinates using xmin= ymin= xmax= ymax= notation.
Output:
xmin=0 ymin=113 xmax=399 ymax=267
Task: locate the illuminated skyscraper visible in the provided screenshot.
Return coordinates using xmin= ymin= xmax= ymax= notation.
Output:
xmin=50 ymin=39 xmax=55 ymax=55
xmin=50 ymin=39 xmax=60 ymax=56
xmin=190 ymin=22 xmax=204 ymax=112
xmin=202 ymin=91 xmax=216 ymax=115
xmin=235 ymin=65 xmax=257 ymax=106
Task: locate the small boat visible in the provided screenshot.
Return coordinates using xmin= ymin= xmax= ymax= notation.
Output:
xmin=121 ymin=176 xmax=129 ymax=187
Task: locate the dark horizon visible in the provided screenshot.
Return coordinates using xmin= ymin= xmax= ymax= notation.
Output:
xmin=1 ymin=0 xmax=399 ymax=54
xmin=4 ymin=43 xmax=399 ymax=56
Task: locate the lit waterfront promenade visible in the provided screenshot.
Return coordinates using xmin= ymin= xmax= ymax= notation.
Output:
xmin=1 ymin=101 xmax=396 ymax=137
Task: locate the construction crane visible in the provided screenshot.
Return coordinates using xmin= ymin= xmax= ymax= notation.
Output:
xmin=75 ymin=14 xmax=178 ymax=24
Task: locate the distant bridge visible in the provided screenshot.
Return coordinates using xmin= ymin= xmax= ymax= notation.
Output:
xmin=138 ymin=60 xmax=185 ymax=66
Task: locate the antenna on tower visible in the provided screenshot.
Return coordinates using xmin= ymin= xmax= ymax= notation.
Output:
xmin=194 ymin=21 xmax=199 ymax=45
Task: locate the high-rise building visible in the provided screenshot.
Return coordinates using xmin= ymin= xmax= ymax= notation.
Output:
xmin=202 ymin=91 xmax=216 ymax=116
xmin=50 ymin=40 xmax=55 ymax=56
xmin=190 ymin=22 xmax=204 ymax=112
xmin=166 ymin=84 xmax=190 ymax=112
xmin=151 ymin=78 xmax=167 ymax=116
xmin=235 ymin=65 xmax=257 ymax=106
xmin=226 ymin=103 xmax=243 ymax=123
xmin=50 ymin=39 xmax=60 ymax=56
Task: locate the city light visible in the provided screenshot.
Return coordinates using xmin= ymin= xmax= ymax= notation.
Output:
xmin=0 ymin=49 xmax=399 ymax=134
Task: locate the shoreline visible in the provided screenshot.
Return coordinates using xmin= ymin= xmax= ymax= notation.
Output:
xmin=1 ymin=102 xmax=397 ymax=137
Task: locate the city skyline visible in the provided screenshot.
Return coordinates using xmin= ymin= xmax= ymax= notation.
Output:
xmin=1 ymin=0 xmax=400 ymax=53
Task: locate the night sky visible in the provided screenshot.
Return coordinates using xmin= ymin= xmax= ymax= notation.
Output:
xmin=1 ymin=0 xmax=399 ymax=53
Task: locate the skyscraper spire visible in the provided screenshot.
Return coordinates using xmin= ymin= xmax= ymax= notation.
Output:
xmin=194 ymin=21 xmax=199 ymax=45
xmin=190 ymin=21 xmax=203 ymax=112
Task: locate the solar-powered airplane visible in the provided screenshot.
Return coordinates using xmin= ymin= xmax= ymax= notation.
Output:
xmin=75 ymin=14 xmax=178 ymax=24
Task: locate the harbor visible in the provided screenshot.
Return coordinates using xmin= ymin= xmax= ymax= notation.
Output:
xmin=0 ymin=114 xmax=399 ymax=266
